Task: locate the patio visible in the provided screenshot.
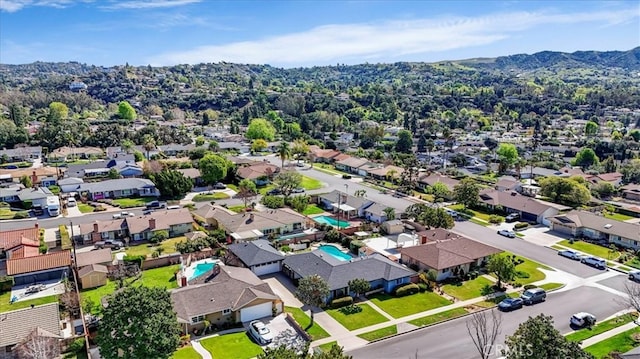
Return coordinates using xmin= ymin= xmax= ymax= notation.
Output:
xmin=10 ymin=279 xmax=65 ymax=303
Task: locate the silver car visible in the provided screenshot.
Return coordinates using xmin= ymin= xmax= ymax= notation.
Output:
xmin=248 ymin=320 xmax=273 ymax=345
xmin=558 ymin=250 xmax=581 ymax=260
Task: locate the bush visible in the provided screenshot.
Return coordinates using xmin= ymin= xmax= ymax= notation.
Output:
xmin=394 ymin=283 xmax=420 ymax=297
xmin=339 ymin=304 xmax=362 ymax=315
xmin=417 ymin=283 xmax=428 ymax=292
xmin=260 ymin=195 xmax=285 ymax=209
xmin=331 ymin=296 xmax=354 ymax=309
xmin=488 ymin=215 xmax=504 ymax=224
xmin=94 ymin=205 xmax=106 ymax=212
xmin=342 ymin=174 xmax=352 ymax=179
xmin=280 ymin=245 xmax=291 ymax=253
xmin=0 ymin=276 xmax=14 ymax=292
xmin=13 ymin=211 xmax=28 ymax=219
xmin=514 ymin=222 xmax=529 ymax=230
xmin=523 ymin=284 xmax=537 ymax=290
xmin=123 ymin=255 xmax=145 ymax=267
xmin=66 ymin=338 xmax=85 ymax=354
xmin=512 ymin=282 xmax=523 ymax=288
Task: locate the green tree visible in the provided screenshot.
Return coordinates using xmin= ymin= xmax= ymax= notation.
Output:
xmin=601 ymin=156 xmax=617 ymax=173
xmin=246 ymin=118 xmax=276 ymax=141
xmin=295 ymin=274 xmax=330 ymax=327
xmin=251 ymin=139 xmax=268 ymax=153
xmin=150 ymin=229 xmax=169 ymax=244
xmin=572 ymin=148 xmax=599 ymax=169
xmin=266 ymin=110 xmax=285 ymax=132
xmin=195 ymin=136 xmax=205 ymax=147
xmin=291 ymin=139 xmax=309 ymax=164
xmin=237 ymin=178 xmax=257 ymax=209
xmin=142 ymin=134 xmax=156 ymax=160
xmin=117 ymin=101 xmax=137 ymax=120
xmin=0 ymin=119 xmax=29 ymax=149
xmin=496 ymin=143 xmax=519 ymax=173
xmin=290 ymin=194 xmax=310 ymax=213
xmin=431 ymin=181 xmax=452 ymax=201
xmin=395 ymin=129 xmax=413 ymax=153
xmin=277 ymin=141 xmax=291 ymax=169
xmin=487 ymin=255 xmax=515 ymax=290
xmin=147 ymin=169 xmax=193 ymax=199
xmin=48 ymin=102 xmax=68 ymax=123
xmin=503 ymin=314 xmax=593 ymax=359
xmin=19 ymin=175 xmax=32 ymax=188
xmin=347 ymin=278 xmax=371 ymax=298
xmin=404 ymin=204 xmax=454 ymax=229
xmin=453 ymin=178 xmax=480 ymax=209
xmin=383 ymin=207 xmax=395 ymax=221
xmin=199 ymin=153 xmax=230 ymax=185
xmin=584 ymin=121 xmax=599 ymax=137
xmin=538 ymin=176 xmax=591 ymax=206
xmin=97 ymin=286 xmax=180 ymax=359
xmin=273 ymin=171 xmax=303 ymax=197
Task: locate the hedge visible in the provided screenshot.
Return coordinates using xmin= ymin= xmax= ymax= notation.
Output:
xmin=394 ymin=283 xmax=420 ymax=297
xmin=514 ymin=222 xmax=529 ymax=230
xmin=331 ymin=296 xmax=354 ymax=309
xmin=0 ymin=276 xmax=14 ymax=292
xmin=59 ymin=225 xmax=72 ymax=250
xmin=123 ymin=255 xmax=145 ymax=268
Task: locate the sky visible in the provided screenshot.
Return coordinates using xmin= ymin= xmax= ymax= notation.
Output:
xmin=0 ymin=0 xmax=639 ymax=68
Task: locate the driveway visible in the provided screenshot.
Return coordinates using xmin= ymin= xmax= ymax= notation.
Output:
xmin=520 ymin=226 xmax=570 ymax=247
xmin=246 ymin=313 xmax=306 ymax=351
xmin=261 ymin=273 xmax=302 ymax=307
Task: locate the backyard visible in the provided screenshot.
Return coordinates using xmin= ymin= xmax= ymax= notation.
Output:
xmin=368 ymin=291 xmax=452 ymax=318
xmin=441 ymin=276 xmax=495 ymax=301
xmin=302 ymin=204 xmax=325 ymax=216
xmin=285 ymin=306 xmax=330 ymax=340
xmin=559 ymin=240 xmax=620 ymax=260
xmin=0 ymin=292 xmax=58 ymax=313
xmin=112 ymin=197 xmax=156 ymax=208
xmin=124 ymin=237 xmax=186 ymax=258
xmin=326 ymin=303 xmax=389 ymax=330
xmin=199 ymin=332 xmax=263 ymax=359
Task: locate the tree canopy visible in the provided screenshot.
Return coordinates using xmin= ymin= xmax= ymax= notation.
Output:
xmin=147 ymin=169 xmax=193 ymax=199
xmin=453 ymin=178 xmax=480 ymax=209
xmin=199 ymin=153 xmax=231 ymax=185
xmin=118 ymin=101 xmax=137 ymax=120
xmin=246 ymin=118 xmax=276 ymax=141
xmin=538 ymin=176 xmax=591 ymax=207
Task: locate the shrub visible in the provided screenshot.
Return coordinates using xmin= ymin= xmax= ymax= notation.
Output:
xmin=123 ymin=255 xmax=145 ymax=267
xmin=512 ymin=282 xmax=523 ymax=288
xmin=488 ymin=215 xmax=504 ymax=224
xmin=514 ymin=222 xmax=529 ymax=230
xmin=394 ymin=283 xmax=420 ymax=297
xmin=515 ymin=270 xmax=530 ymax=279
xmin=260 ymin=195 xmax=285 ymax=209
xmin=0 ymin=276 xmax=14 ymax=292
xmin=66 ymin=338 xmax=85 ymax=354
xmin=339 ymin=304 xmax=362 ymax=315
xmin=331 ymin=296 xmax=354 ymax=309
xmin=342 ymin=174 xmax=352 ymax=179
xmin=13 ymin=211 xmax=28 ymax=219
xmin=523 ymin=284 xmax=537 ymax=290
xmin=94 ymin=205 xmax=106 ymax=212
xmin=417 ymin=283 xmax=428 ymax=292
xmin=280 ymin=245 xmax=291 ymax=253
xmin=150 ymin=230 xmax=169 ymax=244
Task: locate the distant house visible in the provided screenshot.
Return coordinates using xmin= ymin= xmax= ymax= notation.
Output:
xmin=416 ymin=173 xmax=460 ymax=194
xmin=622 ymin=184 xmax=640 ymax=202
xmin=495 ymin=176 xmax=522 ymax=192
xmin=64 ymin=156 xmax=142 ymax=179
xmin=363 ymin=203 xmax=392 ymax=223
xmin=478 ymin=189 xmax=571 ymax=225
xmin=177 ymin=168 xmax=204 ymax=187
xmin=158 ymin=143 xmax=196 ymax=157
xmin=317 ymin=190 xmax=375 ymax=219
xmin=58 ymin=177 xmax=84 ymax=193
xmin=0 ymin=146 xmax=42 ymax=162
xmin=334 ymin=156 xmax=369 ymax=174
xmin=585 ymin=172 xmax=623 ymax=186
xmin=309 ymin=146 xmax=342 ymax=163
xmin=0 ymin=167 xmax=59 ymax=186
xmin=0 ymin=303 xmax=63 ymax=356
xmin=7 ymin=250 xmax=72 ymax=285
xmin=49 ymin=146 xmax=103 ymax=161
xmin=548 ymin=210 xmax=640 ymax=250
xmin=77 ymin=178 xmax=159 ymax=200
xmin=365 ymin=165 xmax=404 ymax=181
xmin=227 ymin=240 xmax=285 ymax=276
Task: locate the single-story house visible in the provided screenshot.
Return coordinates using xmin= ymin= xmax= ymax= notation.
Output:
xmin=400 ymin=229 xmax=502 ymax=281
xmin=548 ymin=210 xmax=640 ymax=250
xmin=363 ymin=203 xmax=392 ymax=223
xmin=585 ymin=172 xmax=623 ymax=186
xmin=478 ymin=189 xmax=571 ymax=225
xmin=226 ymin=240 xmax=285 ymax=276
xmin=0 ymin=303 xmax=62 ymax=355
xmin=0 ymin=167 xmax=59 ymax=185
xmin=0 ymin=146 xmax=42 ymax=162
xmin=158 ymin=143 xmax=196 ymax=157
xmin=58 ymin=177 xmax=85 ymax=193
xmin=77 ymin=178 xmax=159 ymax=200
xmin=334 ymin=156 xmax=369 ymax=174
xmin=75 ymin=248 xmax=113 ymax=268
xmin=7 ymin=250 xmax=72 ymax=286
xmin=1 ymin=223 xmax=41 ymax=260
xmin=365 ymin=165 xmax=404 ymax=181
xmin=77 ymin=264 xmax=109 ymax=289
xmin=282 ymin=250 xmax=416 ymax=301
xmin=78 ymin=220 xmax=127 ymax=244
xmin=126 ymin=209 xmax=194 ymax=241
xmin=236 ymin=162 xmax=279 ymax=185
xmin=171 ymin=266 xmax=283 ymax=333
xmin=495 ymin=176 xmax=522 ymax=192
xmin=622 ymin=184 xmax=640 ymax=202
xmin=416 ymin=173 xmax=460 ymax=193
xmin=381 ymin=220 xmax=405 ymax=235
xmin=177 ymin=168 xmax=204 ymax=187
xmin=192 ymin=204 xmax=238 ymax=227
xmin=308 ymin=146 xmax=342 ymax=163
xmin=317 ymin=190 xmax=375 ymax=219
xmin=49 ymin=146 xmax=104 ymax=161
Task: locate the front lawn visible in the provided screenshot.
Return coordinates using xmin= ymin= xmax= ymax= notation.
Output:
xmin=559 ymin=240 xmax=620 ymax=260
xmin=447 ymin=204 xmax=497 ymax=222
xmin=112 ymin=197 xmax=156 ymax=208
xmin=192 ymin=193 xmax=230 ymax=201
xmin=0 ymin=292 xmax=58 ymax=313
xmin=77 ymin=203 xmax=95 ymax=213
xmin=625 ymin=258 xmax=640 ymax=270
xmin=125 ymin=237 xmax=186 ymax=258
xmin=368 ymin=291 xmax=452 ymax=319
xmin=302 ymin=204 xmax=324 ymax=216
xmin=200 ymin=332 xmax=263 ymax=359
xmin=301 ymin=176 xmax=322 ymax=190
xmin=585 ymin=326 xmax=640 ymax=358
xmin=442 ymin=276 xmax=494 ymax=301
xmin=475 ymin=292 xmax=521 ymax=308
xmin=408 ymin=308 xmax=468 ymax=327
xmin=357 ymin=325 xmax=398 ymax=341
xmin=171 ymin=346 xmax=201 ymax=359
xmin=285 ymin=306 xmax=330 ymax=340
xmin=603 ymin=212 xmax=635 ymax=221
xmin=566 ymin=312 xmax=638 ymax=343
xmin=0 ymin=208 xmax=29 ymax=220
xmin=538 ymin=282 xmax=564 ymax=291
xmin=494 ymin=252 xmax=549 ymax=285
xmin=326 ymin=303 xmax=389 ymax=330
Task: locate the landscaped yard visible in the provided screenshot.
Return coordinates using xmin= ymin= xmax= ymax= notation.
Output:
xmin=566 ymin=312 xmax=638 ymax=342
xmin=326 ymin=303 xmax=389 ymax=330
xmin=317 ymin=341 xmax=338 ymax=353
xmin=625 ymin=257 xmax=640 ymax=270
xmin=228 ymin=205 xmax=247 ymax=213
xmin=301 ymin=175 xmax=322 ymax=190
xmin=0 ymin=292 xmax=58 ymax=313
xmin=171 ymin=346 xmax=201 ymax=359
xmin=124 ymin=237 xmax=186 ymax=258
xmin=585 ymin=326 xmax=640 ymax=358
xmin=493 ymin=252 xmax=549 ymax=285
xmin=447 ymin=204 xmax=498 ymax=222
xmin=192 ymin=192 xmax=230 ymax=201
xmin=199 ymin=332 xmax=263 ymax=359
xmin=408 ymin=308 xmax=468 ymax=327
xmin=112 ymin=197 xmax=156 ymax=208
xmin=302 ymin=204 xmax=325 ymax=216
xmin=475 ymin=292 xmax=521 ymax=308
xmin=603 ymin=212 xmax=635 ymax=221
xmin=77 ymin=203 xmax=95 ymax=213
xmin=539 ymin=282 xmax=564 ymax=291
xmin=357 ymin=325 xmax=398 ymax=341
xmin=0 ymin=208 xmax=29 ymax=220
xmin=285 ymin=306 xmax=330 ymax=340
xmin=368 ymin=291 xmax=452 ymax=319
xmin=442 ymin=276 xmax=494 ymax=301
xmin=559 ymin=240 xmax=620 ymax=260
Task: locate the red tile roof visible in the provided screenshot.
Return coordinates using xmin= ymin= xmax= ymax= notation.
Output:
xmin=0 ymin=225 xmax=39 ymax=250
xmin=7 ymin=251 xmax=72 ymax=276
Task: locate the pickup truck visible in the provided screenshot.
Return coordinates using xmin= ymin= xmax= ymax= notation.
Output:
xmin=94 ymin=240 xmax=124 ymax=250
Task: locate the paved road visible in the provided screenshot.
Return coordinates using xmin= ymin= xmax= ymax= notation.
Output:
xmin=452 ymin=220 xmax=604 ymax=278
xmin=348 ymin=285 xmax=627 ymax=359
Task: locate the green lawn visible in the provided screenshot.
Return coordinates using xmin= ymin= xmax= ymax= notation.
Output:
xmin=496 ymin=252 xmax=550 ymax=285
xmin=539 ymin=282 xmax=564 ymax=291
xmin=447 ymin=204 xmax=497 ymax=222
xmin=470 ymin=218 xmax=490 ymax=226
xmin=585 ymin=326 xmax=640 ymax=358
xmin=603 ymin=212 xmax=635 ymax=221
xmin=285 ymin=306 xmax=330 ymax=340
xmin=226 ymin=184 xmax=238 ymax=191
xmin=317 ymin=341 xmax=338 ymax=353
xmin=228 ymin=205 xmax=247 ymax=213
xmin=566 ymin=312 xmax=638 ymax=342
xmin=475 ymin=292 xmax=521 ymax=308
xmin=171 ymin=346 xmax=201 ymax=359
xmin=625 ymin=258 xmax=640 ymax=270
xmin=77 ymin=203 xmax=95 ymax=213
xmin=442 ymin=276 xmax=494 ymax=301
xmin=551 ymin=245 xmax=565 ymax=251
xmin=200 ymin=332 xmax=263 ymax=359
xmin=0 ymin=292 xmax=58 ymax=313
xmin=80 ymin=265 xmax=179 ymax=314
xmin=357 ymin=325 xmax=398 ymax=341
xmin=124 ymin=237 xmax=186 ymax=258
xmin=301 ymin=176 xmax=322 ymax=190
xmin=112 ymin=197 xmax=156 ymax=208
xmin=368 ymin=291 xmax=452 ymax=319
xmin=302 ymin=204 xmax=325 ymax=216
xmin=192 ymin=193 xmax=230 ymax=201
xmin=559 ymin=240 xmax=620 ymax=260
xmin=326 ymin=303 xmax=389 ymax=330
xmin=314 ymin=164 xmax=342 ymax=175
xmin=408 ymin=308 xmax=469 ymax=327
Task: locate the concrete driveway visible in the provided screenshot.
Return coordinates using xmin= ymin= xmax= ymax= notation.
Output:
xmin=520 ymin=226 xmax=570 ymax=246
xmin=246 ymin=313 xmax=306 ymax=350
xmin=261 ymin=273 xmax=302 ymax=307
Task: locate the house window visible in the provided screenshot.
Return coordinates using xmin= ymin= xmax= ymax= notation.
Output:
xmin=222 ymin=309 xmax=231 ymax=315
xmin=191 ymin=315 xmax=205 ymax=323
xmin=101 ymin=232 xmax=109 ymax=239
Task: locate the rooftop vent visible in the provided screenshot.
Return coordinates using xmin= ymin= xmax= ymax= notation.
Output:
xmin=604 ymin=224 xmax=612 ymax=229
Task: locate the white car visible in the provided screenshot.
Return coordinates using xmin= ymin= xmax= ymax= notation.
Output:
xmin=248 ymin=320 xmax=273 ymax=345
xmin=629 ymin=271 xmax=640 ymax=281
xmin=558 ymin=250 xmax=581 ymax=260
xmin=67 ymin=198 xmax=77 ymax=207
xmin=571 ymin=312 xmax=596 ymax=327
xmin=581 ymin=256 xmax=607 ymax=270
xmin=497 ymin=229 xmax=516 ymax=238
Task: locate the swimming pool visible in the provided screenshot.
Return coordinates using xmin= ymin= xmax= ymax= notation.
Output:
xmin=318 ymin=245 xmax=352 ymax=261
xmin=313 ymin=215 xmax=349 ymax=228
xmin=186 ymin=261 xmax=216 ymax=281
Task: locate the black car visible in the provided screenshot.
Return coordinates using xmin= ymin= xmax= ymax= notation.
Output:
xmin=267 ymin=188 xmax=282 ymax=195
xmin=498 ymin=297 xmax=524 ymax=311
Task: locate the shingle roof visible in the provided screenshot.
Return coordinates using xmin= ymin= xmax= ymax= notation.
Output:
xmin=79 ymin=219 xmax=127 ymax=235
xmin=213 ymin=208 xmax=306 ymax=234
xmin=363 ymin=203 xmax=388 ymax=217
xmin=417 ymin=173 xmax=460 ymax=191
xmin=126 ymin=209 xmax=194 ymax=234
xmin=7 ymin=251 xmax=72 ymax=275
xmin=0 ymin=303 xmax=61 ymax=347
xmin=548 ymin=210 xmax=640 ymax=241
xmin=75 ymin=248 xmax=113 ymax=267
xmin=177 ymin=168 xmax=201 ymax=179
xmin=318 ymin=190 xmax=372 ymax=210
xmin=282 ymin=251 xmax=415 ymax=291
xmin=400 ymin=233 xmax=502 ymax=270
xmin=228 ymin=240 xmax=284 ymax=267
xmin=78 ymin=263 xmax=109 ymax=278
xmin=78 ymin=178 xmax=156 ymax=193
xmin=478 ymin=189 xmax=567 ymax=216
xmin=335 ymin=156 xmax=369 ymax=168
xmin=236 ymin=163 xmax=279 ymax=180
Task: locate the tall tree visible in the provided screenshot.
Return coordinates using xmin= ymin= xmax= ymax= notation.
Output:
xmin=147 ymin=169 xmax=193 ymax=199
xmin=291 ymin=139 xmax=310 ymax=164
xmin=572 ymin=148 xmax=599 ymax=169
xmin=277 ymin=141 xmax=291 ymax=169
xmin=199 ymin=153 xmax=230 ymax=185
xmin=466 ymin=310 xmax=502 ymax=359
xmin=538 ymin=176 xmax=591 ymax=207
xmin=453 ymin=178 xmax=480 ymax=209
xmin=347 ymin=278 xmax=371 ymax=298
xmin=117 ymin=101 xmax=137 ymax=120
xmin=142 ymin=134 xmax=156 ymax=160
xmin=295 ymin=274 xmax=330 ymax=327
xmin=584 ymin=121 xmax=599 ymax=137
xmin=395 ymin=129 xmax=413 ymax=153
xmin=246 ymin=118 xmax=276 ymax=141
xmin=237 ymin=178 xmax=257 ymax=209
xmin=98 ymin=286 xmax=180 ymax=359
xmin=48 ymin=101 xmax=68 ymax=123
xmin=487 ymin=255 xmax=516 ymax=290
xmin=273 ymin=171 xmax=303 ymax=197
xmin=496 ymin=143 xmax=519 ymax=173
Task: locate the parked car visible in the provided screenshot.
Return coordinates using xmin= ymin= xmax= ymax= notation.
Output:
xmin=25 ymin=284 xmax=46 ymax=294
xmin=267 ymin=188 xmax=282 ymax=195
xmin=212 ymin=182 xmax=226 ymax=190
xmin=580 ymin=256 xmax=607 ymax=270
xmin=497 ymin=229 xmax=516 ymax=238
xmin=629 ymin=271 xmax=640 ymax=281
xmin=67 ymin=197 xmax=77 ymax=207
xmin=94 ymin=240 xmax=124 ymax=250
xmin=146 ymin=201 xmax=167 ymax=209
xmin=498 ymin=297 xmax=524 ymax=311
xmin=521 ymin=288 xmax=546 ymax=305
xmin=248 ymin=320 xmax=273 ymax=345
xmin=505 ymin=213 xmax=520 ymax=222
xmin=558 ymin=250 xmax=581 ymax=260
xmin=571 ymin=312 xmax=596 ymax=328
xmin=166 ymin=205 xmax=181 ymax=210
xmin=445 ymin=209 xmax=459 ymax=218
xmin=291 ymin=188 xmax=305 ymax=193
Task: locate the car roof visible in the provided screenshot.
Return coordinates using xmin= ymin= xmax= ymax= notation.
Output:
xmin=573 ymin=312 xmax=594 ymax=318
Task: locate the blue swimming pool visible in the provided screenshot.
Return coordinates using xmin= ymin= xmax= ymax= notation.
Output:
xmin=190 ymin=262 xmax=215 ymax=280
xmin=313 ymin=215 xmax=349 ymax=228
xmin=318 ymin=245 xmax=352 ymax=261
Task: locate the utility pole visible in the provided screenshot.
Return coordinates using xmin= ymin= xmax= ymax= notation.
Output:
xmin=70 ymin=221 xmax=78 ymax=270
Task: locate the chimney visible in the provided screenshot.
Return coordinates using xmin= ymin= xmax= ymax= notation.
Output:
xmin=93 ymin=222 xmax=99 ymax=233
xmin=31 ymin=170 xmax=38 ymax=187
xmin=421 ymin=235 xmax=427 ymax=244
xmin=34 ymin=223 xmax=39 ymax=229
xmin=149 ymin=218 xmax=156 ymax=230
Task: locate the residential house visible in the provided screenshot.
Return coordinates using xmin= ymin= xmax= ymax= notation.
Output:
xmin=365 ymin=165 xmax=404 ymax=181
xmin=334 ymin=156 xmax=369 ymax=174
xmin=519 ymin=166 xmax=564 ymax=179
xmin=282 ymin=251 xmax=415 ymax=301
xmin=0 ymin=303 xmax=62 ymax=356
xmin=363 ymin=203 xmax=392 ymax=223
xmin=77 ymin=178 xmax=159 ymax=200
xmin=0 ymin=146 xmax=42 ymax=162
xmin=78 ymin=220 xmax=127 ymax=244
xmin=478 ymin=189 xmax=571 ymax=225
xmin=0 ymin=223 xmax=41 ymax=260
xmin=7 ymin=250 xmax=72 ymax=285
xmin=64 ymin=155 xmax=142 ymax=179
xmin=0 ymin=167 xmax=59 ymax=185
xmin=49 ymin=146 xmax=103 ymax=161
xmin=158 ymin=143 xmax=196 ymax=157
xmin=585 ymin=172 xmax=623 ymax=186
xmin=236 ymin=162 xmax=280 ymax=186
xmin=309 ymin=146 xmax=342 ymax=164
xmin=192 ymin=204 xmax=238 ymax=227
xmin=226 ymin=240 xmax=285 ymax=276
xmin=495 ymin=176 xmax=522 ymax=192
xmin=399 ymin=229 xmax=502 ymax=281
xmin=57 ymin=177 xmax=84 ymax=193
xmin=126 ymin=209 xmax=194 ymax=241
xmin=317 ymin=190 xmax=375 ymax=219
xmin=177 ymin=168 xmax=204 ymax=187
xmin=416 ymin=173 xmax=460 ymax=194
xmin=171 ymin=266 xmax=282 ymax=332
xmin=548 ymin=210 xmax=640 ymax=250
xmin=622 ymin=184 xmax=640 ymax=202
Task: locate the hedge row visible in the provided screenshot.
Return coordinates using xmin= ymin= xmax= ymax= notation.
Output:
xmin=394 ymin=283 xmax=420 ymax=297
xmin=59 ymin=225 xmax=72 ymax=250
xmin=331 ymin=296 xmax=353 ymax=309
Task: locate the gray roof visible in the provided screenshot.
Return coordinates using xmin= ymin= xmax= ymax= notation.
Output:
xmin=363 ymin=203 xmax=388 ymax=217
xmin=78 ymin=178 xmax=156 ymax=193
xmin=0 ymin=303 xmax=61 ymax=347
xmin=228 ymin=240 xmax=284 ymax=267
xmin=282 ymin=251 xmax=415 ymax=291
xmin=319 ymin=190 xmax=372 ymax=210
xmin=18 ymin=187 xmax=55 ymax=201
xmin=549 ymin=210 xmax=640 ymax=241
xmin=58 ymin=177 xmax=84 ymax=185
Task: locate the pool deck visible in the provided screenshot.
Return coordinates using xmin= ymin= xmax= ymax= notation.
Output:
xmin=182 ymin=258 xmax=219 ymax=282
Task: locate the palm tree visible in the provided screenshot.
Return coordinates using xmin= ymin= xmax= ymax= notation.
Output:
xmin=277 ymin=142 xmax=291 ymax=169
xmin=383 ymin=207 xmax=395 ymax=221
xmin=386 ymin=169 xmax=398 ymax=184
xmin=142 ymin=134 xmax=156 ymax=160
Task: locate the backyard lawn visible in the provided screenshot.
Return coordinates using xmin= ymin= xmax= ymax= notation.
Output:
xmin=285 ymin=306 xmax=330 ymax=340
xmin=302 ymin=204 xmax=324 ymax=216
xmin=566 ymin=312 xmax=638 ymax=342
xmin=442 ymin=276 xmax=494 ymax=300
xmin=603 ymin=212 xmax=635 ymax=221
xmin=585 ymin=326 xmax=640 ymax=358
xmin=408 ymin=308 xmax=469 ymax=327
xmin=301 ymin=176 xmax=322 ymax=190
xmin=357 ymin=325 xmax=398 ymax=341
xmin=199 ymin=332 xmax=263 ymax=359
xmin=171 ymin=346 xmax=201 ymax=359
xmin=368 ymin=291 xmax=452 ymax=318
xmin=559 ymin=240 xmax=620 ymax=260
xmin=112 ymin=197 xmax=156 ymax=208
xmin=124 ymin=237 xmax=186 ymax=258
xmin=326 ymin=303 xmax=389 ymax=330
xmin=0 ymin=292 xmax=58 ymax=313
xmin=77 ymin=203 xmax=95 ymax=213
xmin=192 ymin=193 xmax=230 ymax=201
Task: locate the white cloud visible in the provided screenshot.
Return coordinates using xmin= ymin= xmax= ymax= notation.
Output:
xmin=0 ymin=0 xmax=84 ymax=12
xmin=100 ymin=0 xmax=200 ymax=10
xmin=149 ymin=7 xmax=640 ymax=66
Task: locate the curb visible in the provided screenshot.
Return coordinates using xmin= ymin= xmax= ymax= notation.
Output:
xmin=545 ymin=245 xmax=632 ymax=274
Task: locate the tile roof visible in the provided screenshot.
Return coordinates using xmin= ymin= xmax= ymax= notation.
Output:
xmin=0 ymin=303 xmax=61 ymax=347
xmin=236 ymin=163 xmax=279 ymax=180
xmin=366 ymin=165 xmax=404 ymax=178
xmin=75 ymin=248 xmax=113 ymax=267
xmin=228 ymin=240 xmax=284 ymax=267
xmin=126 ymin=209 xmax=194 ymax=234
xmin=0 ymin=225 xmax=39 ymax=250
xmin=548 ymin=210 xmax=640 ymax=240
xmin=78 ymin=264 xmax=109 ymax=278
xmin=7 ymin=250 xmax=72 ymax=275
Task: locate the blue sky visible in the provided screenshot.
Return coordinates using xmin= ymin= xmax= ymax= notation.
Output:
xmin=0 ymin=0 xmax=639 ymax=67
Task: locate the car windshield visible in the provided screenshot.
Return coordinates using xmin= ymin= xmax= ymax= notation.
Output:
xmin=258 ymin=327 xmax=270 ymax=335
xmin=503 ymin=298 xmax=516 ymax=304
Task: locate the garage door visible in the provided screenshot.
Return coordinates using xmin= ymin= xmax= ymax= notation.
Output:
xmin=542 ymin=217 xmax=551 ymax=227
xmin=252 ymin=263 xmax=280 ymax=276
xmin=240 ymin=302 xmax=272 ymax=322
